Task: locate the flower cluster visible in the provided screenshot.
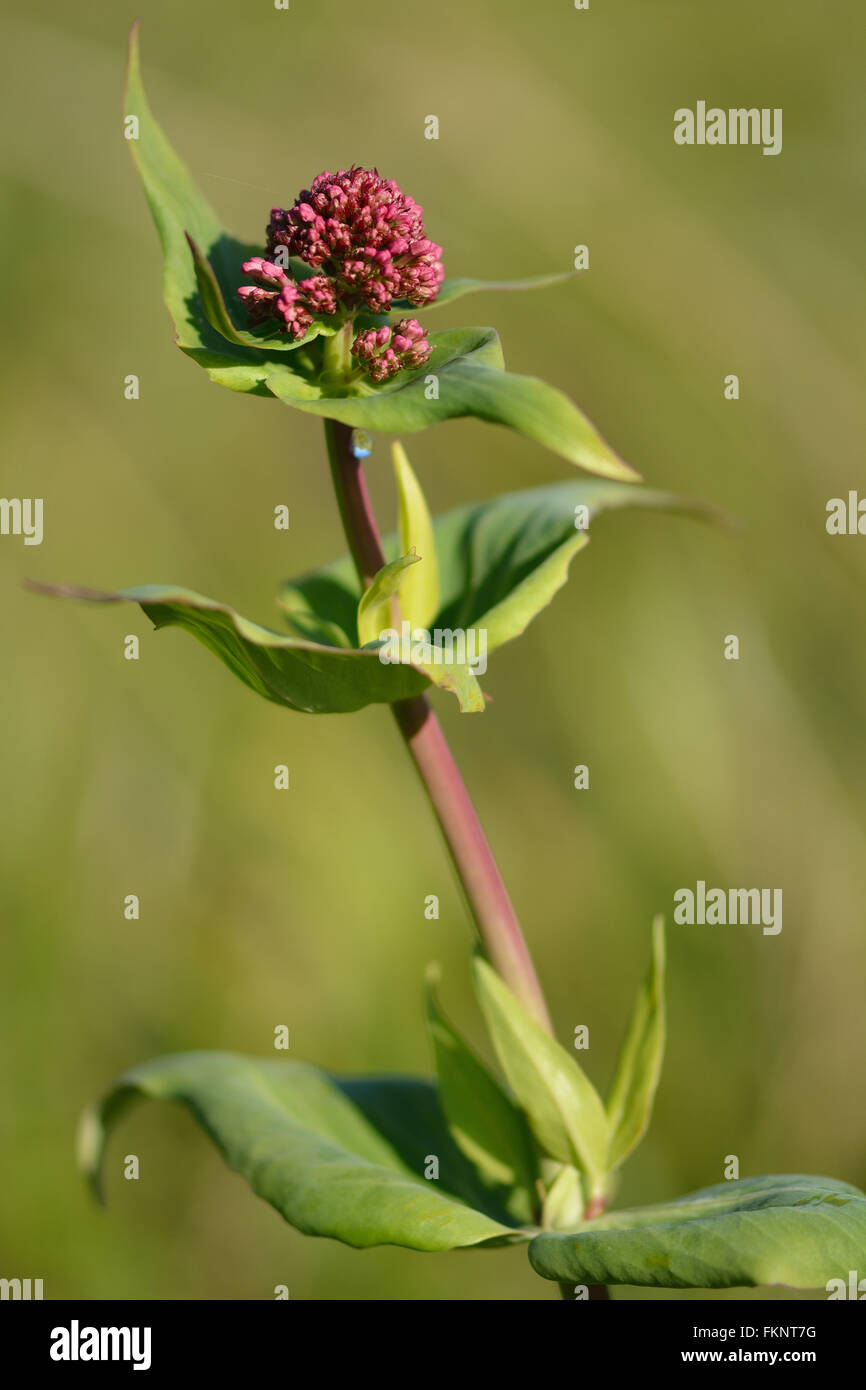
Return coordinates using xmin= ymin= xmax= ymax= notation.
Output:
xmin=237 ymin=167 xmax=443 ymax=375
xmin=351 ymin=320 xmax=431 ymax=383
xmin=267 ymin=167 xmax=444 ymax=313
xmin=237 ymin=258 xmax=337 ymax=341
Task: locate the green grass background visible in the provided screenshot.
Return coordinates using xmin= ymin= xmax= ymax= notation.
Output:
xmin=1 ymin=0 xmax=864 ymax=1299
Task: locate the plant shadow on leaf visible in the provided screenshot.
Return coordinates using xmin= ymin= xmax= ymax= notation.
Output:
xmin=332 ymin=1075 xmax=531 ymax=1230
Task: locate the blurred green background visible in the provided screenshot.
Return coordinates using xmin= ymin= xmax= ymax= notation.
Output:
xmin=2 ymin=0 xmax=864 ymax=1300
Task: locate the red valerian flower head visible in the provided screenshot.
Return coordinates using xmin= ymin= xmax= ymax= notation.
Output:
xmin=266 ymin=167 xmax=444 ymax=313
xmin=351 ymin=319 xmax=431 ymax=383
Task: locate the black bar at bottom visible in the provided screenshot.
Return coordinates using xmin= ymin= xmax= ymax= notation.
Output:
xmin=2 ymin=1295 xmax=861 ymax=1373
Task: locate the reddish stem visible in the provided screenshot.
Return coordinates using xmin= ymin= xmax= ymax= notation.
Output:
xmin=324 ymin=419 xmax=553 ymax=1033
xmin=393 ymin=695 xmax=552 ymax=1031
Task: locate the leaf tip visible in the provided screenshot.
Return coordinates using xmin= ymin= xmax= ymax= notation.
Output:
xmin=76 ymin=1105 xmax=107 ymax=1206
xmin=391 ymin=439 xmax=410 ymax=472
xmin=125 ymin=19 xmax=142 ymax=94
xmin=425 ymin=961 xmax=443 ymax=990
xmin=606 ymin=451 xmax=642 ymax=485
xmin=651 ymin=914 xmax=666 ymax=962
xmin=470 ymin=950 xmax=492 ymax=991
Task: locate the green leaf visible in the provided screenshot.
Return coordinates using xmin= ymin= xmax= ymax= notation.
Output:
xmin=280 ymin=477 xmax=714 ymax=658
xmin=123 ymin=27 xmax=337 ymax=399
xmin=30 ymin=582 xmax=487 ymax=714
xmin=605 ymin=917 xmax=666 ymax=1171
xmin=356 ymin=551 xmax=420 ymax=647
xmin=79 ymin=1052 xmax=525 ymax=1251
xmin=408 ymin=652 xmax=486 ymax=713
xmin=265 ymin=326 xmax=639 ymax=482
xmin=528 ymin=1175 xmax=866 ymax=1289
xmin=29 ymin=582 xmax=458 ymax=713
xmin=425 ymin=970 xmax=538 ymax=1224
xmin=394 ymin=271 xmax=577 ymax=311
xmin=358 ymin=550 xmax=485 ymax=712
xmin=393 ymin=443 xmax=440 ymax=631
xmin=123 ymin=24 xmax=288 ymax=394
xmin=472 ymin=956 xmax=610 ymax=1196
xmin=541 ymin=1165 xmax=585 ymax=1232
xmin=478 ymin=530 xmax=589 ymax=651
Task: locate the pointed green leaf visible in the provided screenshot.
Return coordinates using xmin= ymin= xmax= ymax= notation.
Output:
xmin=123 ymin=25 xmax=273 ymax=383
xmin=605 ymin=918 xmax=666 ymax=1171
xmin=394 ymin=271 xmax=578 ymax=311
xmin=425 ymin=971 xmax=538 ymax=1223
xmin=479 ymin=532 xmax=589 ymax=650
xmin=124 ymin=21 xmax=223 ymax=357
xmin=393 ymin=443 xmax=440 ymax=631
xmin=124 ymin=27 xmax=336 ymax=399
xmin=266 ymin=328 xmax=639 ymax=482
xmin=79 ymin=1052 xmax=523 ymax=1251
xmin=28 ymin=582 xmax=492 ymax=713
xmin=356 ymin=551 xmax=420 ymax=647
xmin=472 ymin=956 xmax=609 ymax=1195
xmin=279 ymin=478 xmax=715 ymax=659
xmin=528 ymin=1175 xmax=866 ymax=1289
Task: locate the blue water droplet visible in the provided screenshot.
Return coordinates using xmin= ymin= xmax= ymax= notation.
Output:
xmin=350 ymin=428 xmax=373 ymax=460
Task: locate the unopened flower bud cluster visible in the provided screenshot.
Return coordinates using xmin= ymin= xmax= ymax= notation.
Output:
xmin=238 ymin=166 xmax=443 ymax=381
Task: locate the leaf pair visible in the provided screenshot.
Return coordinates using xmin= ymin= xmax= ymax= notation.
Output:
xmin=35 ymin=471 xmax=707 ymax=714
xmin=125 ymin=23 xmax=638 ymax=480
xmin=80 ymin=1047 xmax=866 ymax=1289
xmin=76 ymin=926 xmax=866 ymax=1289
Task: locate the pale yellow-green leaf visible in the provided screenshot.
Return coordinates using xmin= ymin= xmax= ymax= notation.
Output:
xmin=605 ymin=918 xmax=666 ymax=1171
xmin=356 ymin=551 xmax=420 ymax=647
xmin=473 ymin=956 xmax=610 ymax=1194
xmin=393 ymin=442 xmax=440 ymax=631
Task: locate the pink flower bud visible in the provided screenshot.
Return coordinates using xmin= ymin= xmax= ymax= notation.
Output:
xmin=350 ymin=317 xmax=431 ymax=383
xmin=241 ymin=258 xmax=289 ymax=289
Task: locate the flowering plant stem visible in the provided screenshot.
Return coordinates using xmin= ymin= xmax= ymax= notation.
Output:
xmin=324 ymin=418 xmax=553 ymax=1034
xmin=320 ymin=320 xmax=355 ymax=385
